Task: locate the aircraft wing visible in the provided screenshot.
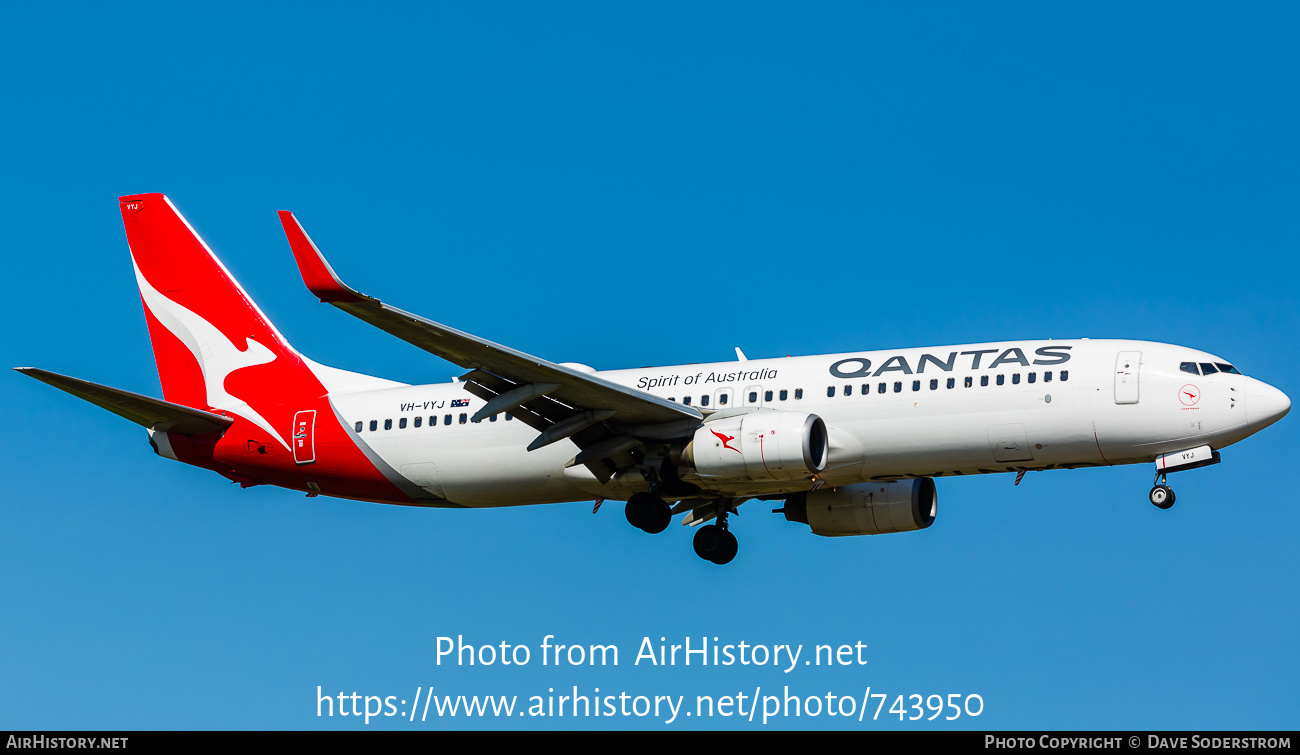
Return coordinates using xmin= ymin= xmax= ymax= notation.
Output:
xmin=16 ymin=367 xmax=234 ymax=435
xmin=279 ymin=212 xmax=703 ymax=480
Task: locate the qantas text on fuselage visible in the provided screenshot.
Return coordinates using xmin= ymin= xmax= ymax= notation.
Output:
xmin=16 ymin=195 xmax=1291 ymax=564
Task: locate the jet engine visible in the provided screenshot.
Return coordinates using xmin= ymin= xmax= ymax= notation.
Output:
xmin=679 ymin=411 xmax=828 ymax=483
xmin=780 ymin=479 xmax=936 ymax=537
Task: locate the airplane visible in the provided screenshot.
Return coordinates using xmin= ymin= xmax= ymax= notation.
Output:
xmin=16 ymin=194 xmax=1291 ymax=564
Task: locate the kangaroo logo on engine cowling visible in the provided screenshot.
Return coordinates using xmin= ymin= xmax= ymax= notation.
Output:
xmin=830 ymin=346 xmax=1071 ymax=378
xmin=711 ymin=429 xmax=740 ymax=453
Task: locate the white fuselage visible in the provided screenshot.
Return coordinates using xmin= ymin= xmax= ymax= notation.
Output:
xmin=326 ymin=339 xmax=1287 ymax=507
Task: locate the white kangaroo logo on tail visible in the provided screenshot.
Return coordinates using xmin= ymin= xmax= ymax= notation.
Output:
xmin=133 ymin=259 xmax=292 ymax=451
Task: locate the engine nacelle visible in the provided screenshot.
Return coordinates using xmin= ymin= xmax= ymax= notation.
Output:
xmin=682 ymin=411 xmax=828 ymax=483
xmin=781 ymin=479 xmax=937 ymax=537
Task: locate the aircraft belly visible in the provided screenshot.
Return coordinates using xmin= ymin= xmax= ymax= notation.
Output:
xmin=852 ymin=399 xmax=1099 ymax=478
xmin=371 ymin=433 xmax=589 ymax=508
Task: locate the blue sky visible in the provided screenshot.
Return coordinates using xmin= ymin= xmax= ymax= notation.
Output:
xmin=2 ymin=2 xmax=1297 ymax=730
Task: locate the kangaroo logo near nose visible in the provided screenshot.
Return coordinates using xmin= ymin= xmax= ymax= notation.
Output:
xmin=1179 ymin=384 xmax=1201 ymax=406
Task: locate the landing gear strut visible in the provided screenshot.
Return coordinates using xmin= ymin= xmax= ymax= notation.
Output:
xmin=625 ymin=492 xmax=671 ymax=534
xmin=692 ymin=501 xmax=739 ymax=565
xmin=1149 ymin=471 xmax=1176 ymax=510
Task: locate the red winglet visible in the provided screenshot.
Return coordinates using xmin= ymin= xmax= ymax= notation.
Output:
xmin=278 ymin=211 xmax=368 ymax=303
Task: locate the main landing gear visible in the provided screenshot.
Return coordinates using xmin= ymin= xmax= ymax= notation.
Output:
xmin=624 ymin=493 xmax=741 ymax=565
xmin=625 ymin=491 xmax=671 ymax=534
xmin=1149 ymin=471 xmax=1176 ymax=510
xmin=692 ymin=501 xmax=739 ymax=565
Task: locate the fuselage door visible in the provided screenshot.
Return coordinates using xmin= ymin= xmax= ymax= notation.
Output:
xmin=1115 ymin=351 xmax=1142 ymax=404
xmin=292 ymin=410 xmax=316 ymax=465
xmin=988 ymin=423 xmax=1034 ymax=463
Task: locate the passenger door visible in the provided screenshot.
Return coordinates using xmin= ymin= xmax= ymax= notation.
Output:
xmin=1115 ymin=351 xmax=1142 ymax=404
xmin=292 ymin=410 xmax=316 ymax=465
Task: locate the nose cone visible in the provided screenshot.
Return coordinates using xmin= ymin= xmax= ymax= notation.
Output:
xmin=1246 ymin=380 xmax=1291 ymax=433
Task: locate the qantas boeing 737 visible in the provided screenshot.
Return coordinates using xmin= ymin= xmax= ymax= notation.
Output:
xmin=17 ymin=194 xmax=1291 ymax=564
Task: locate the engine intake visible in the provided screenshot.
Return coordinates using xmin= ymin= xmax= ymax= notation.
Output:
xmin=681 ymin=411 xmax=828 ymax=483
xmin=781 ymin=479 xmax=937 ymax=537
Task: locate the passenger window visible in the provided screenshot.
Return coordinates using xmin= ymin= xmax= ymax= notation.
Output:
xmin=369 ymin=420 xmax=378 ymax=431
xmin=354 ymin=421 xmax=363 ymax=433
xmin=749 ymin=391 xmax=758 ymax=403
xmin=459 ymin=413 xmax=468 ymax=424
xmin=981 ymin=376 xmax=989 ymax=387
xmin=1060 ymin=371 xmax=1069 ymax=381
xmin=913 ymin=380 xmax=921 ymax=391
xmin=878 ymin=382 xmax=887 ymax=394
xmin=701 ymin=395 xmax=710 ymax=407
xmin=1200 ymin=363 xmax=1219 ymax=375
xmin=718 ymin=393 xmax=728 ymax=405
xmin=827 ymin=386 xmax=836 ymax=398
xmin=490 ymin=414 xmax=497 ymax=422
xmin=1216 ymin=363 xmax=1242 ymax=375
xmin=1027 ymin=372 xmax=1036 ymax=384
xmin=843 ymin=385 xmax=851 ymax=396
xmin=894 ymin=382 xmax=903 ymax=393
xmin=414 ymin=416 xmax=422 ymax=428
xmin=765 ymin=390 xmax=773 ymax=401
xmin=429 ymin=416 xmax=437 ymax=426
xmin=384 ymin=419 xmax=393 ymax=430
xmin=929 ymin=379 xmax=938 ymax=390
xmin=947 ymin=378 xmax=955 ymax=389
xmin=795 ymin=389 xmax=803 ymax=399
xmin=996 ymin=375 xmax=1005 ymax=386
xmin=399 ymin=417 xmax=408 ymax=429
xmin=505 ymin=413 xmax=513 ymax=421
xmin=1012 ymin=374 xmax=1020 ymax=385
xmin=1180 ymin=362 xmax=1200 ymax=375
xmin=1044 ymin=371 xmax=1053 ymax=382
xmin=779 ymin=390 xmax=788 ymax=401
xmin=861 ymin=384 xmax=870 ymax=395
xmin=964 ymin=376 xmax=973 ymax=388
xmin=444 ymin=415 xmax=453 ymax=425
xmin=683 ymin=396 xmax=692 ymax=405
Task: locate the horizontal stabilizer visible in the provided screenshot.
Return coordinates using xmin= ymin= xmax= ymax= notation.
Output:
xmin=16 ymin=368 xmax=234 ymax=435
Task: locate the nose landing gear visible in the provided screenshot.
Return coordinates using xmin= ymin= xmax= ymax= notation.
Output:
xmin=1149 ymin=471 xmax=1176 ymax=510
xmin=1147 ymin=446 xmax=1221 ymax=510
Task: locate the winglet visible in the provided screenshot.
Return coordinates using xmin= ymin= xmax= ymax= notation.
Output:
xmin=278 ymin=211 xmax=370 ymax=303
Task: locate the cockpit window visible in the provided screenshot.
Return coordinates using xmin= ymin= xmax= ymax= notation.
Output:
xmin=1216 ymin=363 xmax=1242 ymax=375
xmin=1200 ymin=363 xmax=1219 ymax=375
xmin=1180 ymin=362 xmax=1200 ymax=375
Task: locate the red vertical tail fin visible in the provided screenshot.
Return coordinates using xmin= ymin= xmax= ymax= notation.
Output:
xmin=120 ymin=193 xmax=310 ymax=451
